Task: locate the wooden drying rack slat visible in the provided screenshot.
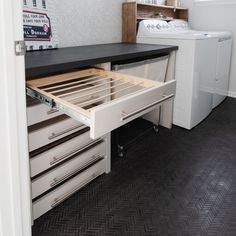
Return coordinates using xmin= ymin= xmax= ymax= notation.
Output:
xmin=26 ymin=68 xmax=103 ymax=87
xmin=28 ymin=86 xmax=91 ymax=118
xmin=104 ymin=71 xmax=159 ymax=87
xmin=44 ymin=75 xmax=104 ymax=92
xmin=75 ymin=82 xmax=145 ymax=108
xmin=53 ymin=77 xmax=113 ymax=96
xmin=66 ymin=81 xmax=131 ymax=103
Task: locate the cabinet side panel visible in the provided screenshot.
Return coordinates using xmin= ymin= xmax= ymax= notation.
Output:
xmin=177 ymin=9 xmax=189 ymax=21
xmin=122 ymin=2 xmax=137 ymax=43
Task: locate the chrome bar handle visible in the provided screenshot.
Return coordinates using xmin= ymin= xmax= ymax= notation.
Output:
xmin=51 ymin=172 xmax=101 ymax=208
xmin=50 ymin=138 xmax=103 ymax=166
xmin=218 ymin=37 xmax=231 ymax=42
xmin=48 ymin=124 xmax=86 ymax=140
xmin=47 ymin=108 xmax=59 ymax=115
xmin=121 ymin=93 xmax=175 ymax=121
xmin=50 ymin=155 xmax=104 ymax=188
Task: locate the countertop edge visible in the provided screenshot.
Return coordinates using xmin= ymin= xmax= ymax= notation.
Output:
xmin=25 ymin=43 xmax=178 ymax=79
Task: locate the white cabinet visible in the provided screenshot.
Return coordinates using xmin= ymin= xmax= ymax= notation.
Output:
xmin=32 ymin=160 xmax=106 ymax=220
xmin=27 ymin=57 xmax=176 ymax=221
xmin=27 ymin=98 xmax=62 ymax=126
xmin=28 ymin=116 xmax=85 ymax=152
xmin=31 ymin=141 xmax=105 ymax=199
xmin=27 ymin=90 xmax=111 ymax=221
xmin=30 ymin=129 xmax=91 ymax=177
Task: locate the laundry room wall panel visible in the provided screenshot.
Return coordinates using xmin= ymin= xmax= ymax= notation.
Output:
xmin=54 ymin=0 xmax=125 ymax=47
xmin=181 ymin=0 xmax=236 ymax=97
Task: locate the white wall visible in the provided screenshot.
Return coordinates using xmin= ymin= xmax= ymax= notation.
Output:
xmin=55 ymin=0 xmax=236 ymax=95
xmin=181 ymin=0 xmax=236 ymax=97
xmin=54 ymin=0 xmax=125 ymax=48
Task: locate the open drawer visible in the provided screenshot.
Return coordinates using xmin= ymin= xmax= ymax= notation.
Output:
xmin=26 ymin=68 xmax=176 ymax=139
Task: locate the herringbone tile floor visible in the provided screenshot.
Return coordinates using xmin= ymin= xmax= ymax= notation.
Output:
xmin=32 ymin=98 xmax=236 ymax=236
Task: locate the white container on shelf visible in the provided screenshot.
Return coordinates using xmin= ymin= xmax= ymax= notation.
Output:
xmin=166 ymin=0 xmax=179 ymax=7
xmin=134 ymin=0 xmax=166 ymax=4
xmin=155 ymin=0 xmax=166 ymax=5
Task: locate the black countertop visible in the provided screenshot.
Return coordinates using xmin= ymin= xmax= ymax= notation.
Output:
xmin=25 ymin=43 xmax=178 ymax=79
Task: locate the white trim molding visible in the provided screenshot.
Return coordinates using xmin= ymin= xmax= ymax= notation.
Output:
xmin=228 ymin=91 xmax=236 ymax=98
xmin=0 ymin=214 xmax=3 ymax=236
xmin=194 ymin=0 xmax=236 ymax=6
xmin=0 ymin=0 xmax=32 ymax=236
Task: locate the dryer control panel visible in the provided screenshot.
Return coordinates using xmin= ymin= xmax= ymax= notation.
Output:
xmin=138 ymin=19 xmax=190 ymax=36
xmin=138 ymin=20 xmax=170 ymax=36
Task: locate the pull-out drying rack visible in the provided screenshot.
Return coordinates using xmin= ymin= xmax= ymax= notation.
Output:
xmin=26 ymin=68 xmax=176 ymax=139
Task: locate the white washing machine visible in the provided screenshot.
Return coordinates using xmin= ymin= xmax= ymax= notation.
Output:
xmin=168 ymin=20 xmax=232 ymax=109
xmin=137 ymin=19 xmax=232 ymax=129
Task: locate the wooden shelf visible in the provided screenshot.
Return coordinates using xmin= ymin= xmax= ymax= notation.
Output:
xmin=122 ymin=2 xmax=189 ymax=43
xmin=137 ymin=16 xmax=174 ymax=21
xmin=137 ymin=3 xmax=188 ymax=11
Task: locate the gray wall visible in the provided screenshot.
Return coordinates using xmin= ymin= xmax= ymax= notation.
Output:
xmin=54 ymin=0 xmax=125 ymax=48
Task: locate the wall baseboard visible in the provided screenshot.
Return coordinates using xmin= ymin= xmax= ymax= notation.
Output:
xmin=228 ymin=91 xmax=236 ymax=98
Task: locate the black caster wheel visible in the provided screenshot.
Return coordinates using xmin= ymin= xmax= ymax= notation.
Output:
xmin=118 ymin=145 xmax=124 ymax=151
xmin=117 ymin=145 xmax=125 ymax=158
xmin=153 ymin=125 xmax=159 ymax=133
xmin=118 ymin=152 xmax=124 ymax=158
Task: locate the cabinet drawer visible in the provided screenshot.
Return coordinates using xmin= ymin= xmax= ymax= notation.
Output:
xmin=30 ymin=129 xmax=95 ymax=177
xmin=32 ymin=141 xmax=105 ymax=199
xmin=27 ymin=98 xmax=62 ymax=126
xmin=28 ymin=116 xmax=86 ymax=152
xmin=26 ymin=68 xmax=176 ymax=139
xmin=32 ymin=159 xmax=105 ymax=220
xmin=112 ymin=56 xmax=169 ymax=126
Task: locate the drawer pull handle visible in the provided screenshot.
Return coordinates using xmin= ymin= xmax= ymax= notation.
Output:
xmin=47 ymin=108 xmax=59 ymax=115
xmin=50 ymin=155 xmax=104 ymax=188
xmin=51 ymin=171 xmax=101 ymax=208
xmin=50 ymin=138 xmax=103 ymax=166
xmin=121 ymin=94 xmax=175 ymax=121
xmin=48 ymin=124 xmax=86 ymax=140
xmin=218 ymin=37 xmax=231 ymax=42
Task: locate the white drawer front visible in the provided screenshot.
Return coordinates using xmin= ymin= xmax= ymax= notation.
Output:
xmin=90 ymin=80 xmax=175 ymax=138
xmin=31 ymin=141 xmax=105 ymax=199
xmin=30 ymin=129 xmax=91 ymax=177
xmin=27 ymin=101 xmax=62 ymax=126
xmin=32 ymin=159 xmax=105 ymax=220
xmin=28 ymin=117 xmax=85 ymax=152
xmin=113 ymin=56 xmax=169 ymax=126
xmin=26 ymin=68 xmax=176 ymax=139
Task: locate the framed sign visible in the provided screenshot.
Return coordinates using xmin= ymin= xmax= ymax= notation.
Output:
xmin=23 ymin=0 xmax=59 ymax=51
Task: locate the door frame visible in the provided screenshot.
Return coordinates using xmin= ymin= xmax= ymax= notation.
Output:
xmin=0 ymin=0 xmax=32 ymax=236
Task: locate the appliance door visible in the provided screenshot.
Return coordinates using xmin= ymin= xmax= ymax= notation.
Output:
xmin=112 ymin=56 xmax=169 ymax=125
xmin=213 ymin=37 xmax=232 ymax=108
xmin=190 ymin=38 xmax=217 ymax=129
